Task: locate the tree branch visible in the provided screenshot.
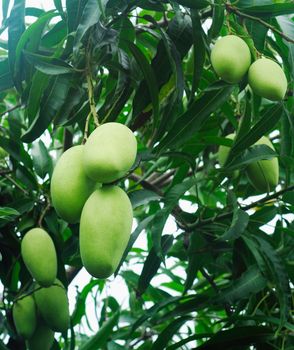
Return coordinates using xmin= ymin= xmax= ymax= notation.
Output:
xmin=226 ymin=4 xmax=294 ymax=44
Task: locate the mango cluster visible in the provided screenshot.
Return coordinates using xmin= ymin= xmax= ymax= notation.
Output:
xmin=51 ymin=122 xmax=137 ymax=279
xmin=13 ymin=228 xmax=70 ymax=349
xmin=211 ymin=35 xmax=287 ymax=101
xmin=218 ymin=134 xmax=279 ymax=193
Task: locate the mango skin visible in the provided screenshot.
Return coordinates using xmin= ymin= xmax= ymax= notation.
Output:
xmin=34 ymin=279 xmax=70 ymax=333
xmin=21 ymin=228 xmax=57 ymax=287
xmin=83 ymin=123 xmax=137 ymax=183
xmin=80 ymin=186 xmax=133 ymax=278
xmin=248 ymin=58 xmax=287 ymax=101
xmin=246 ymin=136 xmax=279 ymax=193
xmin=51 ymin=145 xmax=96 ymax=223
xmin=211 ymin=35 xmax=251 ymax=83
xmin=26 ymin=322 xmax=55 ymax=350
xmin=218 ymin=133 xmax=239 ymax=178
xmin=12 ymin=294 xmax=37 ymax=339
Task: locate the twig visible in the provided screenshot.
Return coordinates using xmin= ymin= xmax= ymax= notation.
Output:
xmin=38 ymin=196 xmax=51 ymax=228
xmin=226 ymin=4 xmax=294 ymax=44
xmin=185 ymin=184 xmax=294 ymax=231
xmin=82 ymin=112 xmax=92 ymax=144
xmin=3 ymin=174 xmax=29 ymax=195
xmin=86 ymin=73 xmax=99 ymax=127
xmin=0 ymin=104 xmax=22 ymax=117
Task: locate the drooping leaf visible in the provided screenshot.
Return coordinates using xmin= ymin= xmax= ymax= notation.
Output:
xmin=31 ymin=140 xmax=53 ymax=179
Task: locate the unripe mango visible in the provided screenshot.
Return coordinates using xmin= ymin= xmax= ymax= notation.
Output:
xmin=12 ymin=294 xmax=37 ymax=339
xmin=51 ymin=145 xmax=96 ymax=223
xmin=211 ymin=35 xmax=251 ymax=83
xmin=218 ymin=133 xmax=239 ymax=178
xmin=83 ymin=123 xmax=137 ymax=183
xmin=26 ymin=322 xmax=54 ymax=350
xmin=21 ymin=228 xmax=57 ymax=287
xmin=248 ymin=58 xmax=287 ymax=101
xmin=80 ymin=186 xmax=133 ymax=278
xmin=34 ymin=279 xmax=70 ymax=333
xmin=246 ymin=136 xmax=279 ymax=193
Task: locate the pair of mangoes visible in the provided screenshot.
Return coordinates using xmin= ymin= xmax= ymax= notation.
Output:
xmin=12 ymin=279 xmax=69 ymax=350
xmin=51 ymin=122 xmax=136 ymax=279
xmin=218 ymin=134 xmax=279 ymax=193
xmin=211 ymin=35 xmax=287 ymax=101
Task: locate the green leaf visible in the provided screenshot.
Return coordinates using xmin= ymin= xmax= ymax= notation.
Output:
xmin=283 ymin=191 xmax=294 ymax=206
xmin=66 ymin=0 xmax=88 ymax=33
xmin=0 ymin=136 xmax=33 ymax=168
xmin=215 ymin=265 xmax=266 ymax=303
xmin=115 ymin=215 xmax=155 ymax=276
xmin=73 ymin=0 xmax=104 ymax=55
xmin=22 ymin=75 xmax=71 ymax=143
xmin=0 ymin=207 xmax=20 ymax=220
xmin=80 ymin=310 xmax=120 ymax=350
xmin=151 ymin=316 xmax=192 ymax=350
xmin=194 ymin=326 xmax=273 ymax=349
xmin=229 ymin=103 xmax=283 ymax=158
xmin=127 ymin=41 xmax=159 ymax=125
xmin=71 ymin=279 xmax=103 ymax=326
xmin=208 ymin=0 xmax=224 ymax=40
xmin=2 ymin=0 xmax=10 ymax=23
xmin=219 ymin=209 xmax=249 ymax=241
xmin=129 ymin=189 xmax=161 ymax=208
xmin=31 ymin=140 xmax=53 ymax=179
xmin=167 ymin=334 xmax=212 ymax=350
xmin=137 ymin=235 xmax=173 ymax=297
xmin=24 ymin=51 xmax=74 ymax=75
xmin=175 ymin=0 xmax=209 ymax=9
xmin=0 ymin=59 xmax=14 ymax=92
xmin=239 ymin=3 xmax=294 ymax=17
xmin=157 ymin=85 xmax=234 ymax=152
xmin=8 ymin=0 xmax=25 ymax=91
xmin=226 ymin=144 xmax=277 ymax=171
xmin=190 ymin=10 xmax=206 ymax=96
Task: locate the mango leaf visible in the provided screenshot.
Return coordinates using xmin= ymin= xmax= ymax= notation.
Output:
xmin=73 ymin=0 xmax=104 ymax=55
xmin=226 ymin=144 xmax=277 ymax=170
xmin=0 ymin=207 xmax=20 ymax=221
xmin=229 ymin=103 xmax=283 ymax=158
xmin=0 ymin=59 xmax=14 ymax=92
xmin=8 ymin=0 xmax=25 ymax=91
xmin=208 ymin=0 xmax=224 ymax=40
xmin=239 ymin=3 xmax=294 ymax=17
xmin=22 ymin=75 xmax=71 ymax=143
xmin=24 ymin=51 xmax=74 ymax=75
xmin=151 ymin=316 xmax=192 ymax=350
xmin=66 ymin=0 xmax=88 ymax=33
xmin=129 ymin=189 xmax=161 ymax=208
xmin=175 ymin=0 xmax=209 ymax=9
xmin=157 ymin=85 xmax=234 ymax=152
xmin=0 ymin=136 xmax=33 ymax=168
xmin=127 ymin=41 xmax=159 ymax=125
xmin=2 ymin=0 xmax=10 ymax=23
xmin=215 ymin=265 xmax=266 ymax=303
xmin=195 ymin=326 xmax=273 ymax=349
xmin=80 ymin=310 xmax=120 ymax=350
xmin=31 ymin=140 xmax=53 ymax=179
xmin=283 ymin=191 xmax=294 ymax=206
xmin=137 ymin=235 xmax=173 ymax=297
xmin=219 ymin=209 xmax=249 ymax=241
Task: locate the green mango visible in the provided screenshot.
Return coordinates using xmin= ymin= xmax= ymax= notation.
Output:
xmin=34 ymin=279 xmax=70 ymax=333
xmin=26 ymin=321 xmax=55 ymax=350
xmin=83 ymin=122 xmax=137 ymax=183
xmin=246 ymin=136 xmax=279 ymax=193
xmin=80 ymin=185 xmax=133 ymax=278
xmin=211 ymin=35 xmax=251 ymax=83
xmin=248 ymin=58 xmax=287 ymax=101
xmin=21 ymin=228 xmax=57 ymax=287
xmin=218 ymin=133 xmax=239 ymax=178
xmin=51 ymin=145 xmax=96 ymax=223
xmin=12 ymin=294 xmax=37 ymax=339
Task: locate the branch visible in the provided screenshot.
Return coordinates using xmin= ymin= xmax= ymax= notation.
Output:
xmin=0 ymin=104 xmax=22 ymax=118
xmin=226 ymin=4 xmax=294 ymax=44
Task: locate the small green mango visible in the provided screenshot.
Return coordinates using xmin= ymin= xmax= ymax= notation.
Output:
xmin=21 ymin=228 xmax=57 ymax=287
xmin=218 ymin=133 xmax=239 ymax=178
xmin=34 ymin=279 xmax=70 ymax=333
xmin=211 ymin=35 xmax=251 ymax=83
xmin=248 ymin=58 xmax=287 ymax=101
xmin=12 ymin=294 xmax=37 ymax=339
xmin=83 ymin=122 xmax=137 ymax=183
xmin=80 ymin=186 xmax=133 ymax=278
xmin=26 ymin=322 xmax=55 ymax=350
xmin=51 ymin=145 xmax=96 ymax=223
xmin=246 ymin=136 xmax=279 ymax=193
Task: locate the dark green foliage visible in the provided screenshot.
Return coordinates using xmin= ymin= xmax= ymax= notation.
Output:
xmin=0 ymin=0 xmax=293 ymax=349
